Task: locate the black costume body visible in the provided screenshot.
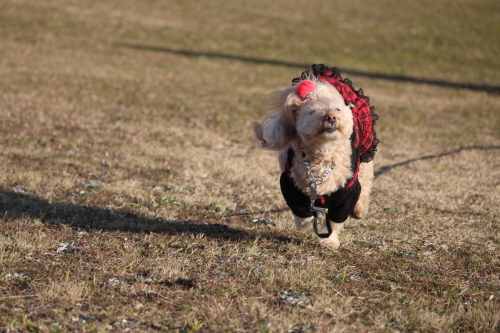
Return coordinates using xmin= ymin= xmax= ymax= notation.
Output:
xmin=280 ymin=138 xmax=361 ymax=224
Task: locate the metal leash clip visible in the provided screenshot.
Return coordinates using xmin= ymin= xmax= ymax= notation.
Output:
xmin=308 ymin=182 xmax=332 ymax=238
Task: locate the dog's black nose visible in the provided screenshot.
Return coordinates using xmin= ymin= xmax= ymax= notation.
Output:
xmin=325 ymin=113 xmax=336 ymax=123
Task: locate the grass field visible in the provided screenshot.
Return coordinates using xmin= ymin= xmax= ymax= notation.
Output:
xmin=1 ymin=0 xmax=500 ymax=332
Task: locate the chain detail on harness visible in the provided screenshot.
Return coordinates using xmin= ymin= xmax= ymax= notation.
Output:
xmin=303 ymin=150 xmax=334 ymax=238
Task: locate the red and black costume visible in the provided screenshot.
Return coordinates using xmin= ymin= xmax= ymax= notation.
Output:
xmin=280 ymin=64 xmax=379 ymax=223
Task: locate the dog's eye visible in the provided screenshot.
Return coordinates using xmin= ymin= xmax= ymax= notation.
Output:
xmin=336 ymin=108 xmax=341 ymax=112
xmin=309 ymin=109 xmax=318 ymax=115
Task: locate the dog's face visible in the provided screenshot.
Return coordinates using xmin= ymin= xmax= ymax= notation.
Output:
xmin=293 ymin=82 xmax=354 ymax=146
xmin=253 ymin=80 xmax=354 ymax=151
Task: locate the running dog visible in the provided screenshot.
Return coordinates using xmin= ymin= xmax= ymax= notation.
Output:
xmin=253 ymin=64 xmax=378 ymax=249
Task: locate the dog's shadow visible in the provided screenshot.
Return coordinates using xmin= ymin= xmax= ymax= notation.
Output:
xmin=0 ymin=190 xmax=257 ymax=241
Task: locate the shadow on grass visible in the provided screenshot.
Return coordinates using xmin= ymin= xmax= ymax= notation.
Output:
xmin=0 ymin=190 xmax=254 ymax=240
xmin=115 ymin=42 xmax=500 ymax=93
xmin=375 ymin=145 xmax=500 ymax=179
xmin=6 ymin=147 xmax=496 ymax=239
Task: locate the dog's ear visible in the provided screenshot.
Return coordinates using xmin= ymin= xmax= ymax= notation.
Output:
xmin=253 ymin=114 xmax=293 ymax=150
xmin=252 ymin=120 xmax=265 ymax=143
xmin=253 ymin=86 xmax=303 ymax=150
xmin=275 ymin=85 xmax=303 ymax=131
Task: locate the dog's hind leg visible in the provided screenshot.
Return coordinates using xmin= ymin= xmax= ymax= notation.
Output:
xmin=351 ymin=160 xmax=374 ymax=219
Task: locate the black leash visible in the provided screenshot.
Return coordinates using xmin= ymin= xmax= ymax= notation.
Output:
xmin=308 ymin=181 xmax=332 ymax=238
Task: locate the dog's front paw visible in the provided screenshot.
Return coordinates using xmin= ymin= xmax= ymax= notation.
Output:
xmin=318 ymin=222 xmax=344 ymax=250
xmin=319 ymin=236 xmax=340 ymax=249
xmin=293 ymin=215 xmax=314 ymax=231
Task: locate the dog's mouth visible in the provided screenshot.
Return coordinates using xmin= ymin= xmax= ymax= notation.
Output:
xmin=320 ymin=123 xmax=337 ymax=134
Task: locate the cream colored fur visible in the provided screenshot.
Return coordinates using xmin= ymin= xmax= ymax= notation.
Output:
xmin=254 ymin=80 xmax=374 ymax=249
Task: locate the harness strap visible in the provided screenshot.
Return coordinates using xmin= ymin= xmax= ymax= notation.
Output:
xmin=286 ymin=148 xmax=338 ymax=238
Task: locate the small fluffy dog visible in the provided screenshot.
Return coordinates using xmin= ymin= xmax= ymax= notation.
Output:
xmin=253 ymin=64 xmax=378 ymax=249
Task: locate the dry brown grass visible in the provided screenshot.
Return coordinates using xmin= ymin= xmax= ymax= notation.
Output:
xmin=1 ymin=0 xmax=500 ymax=332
